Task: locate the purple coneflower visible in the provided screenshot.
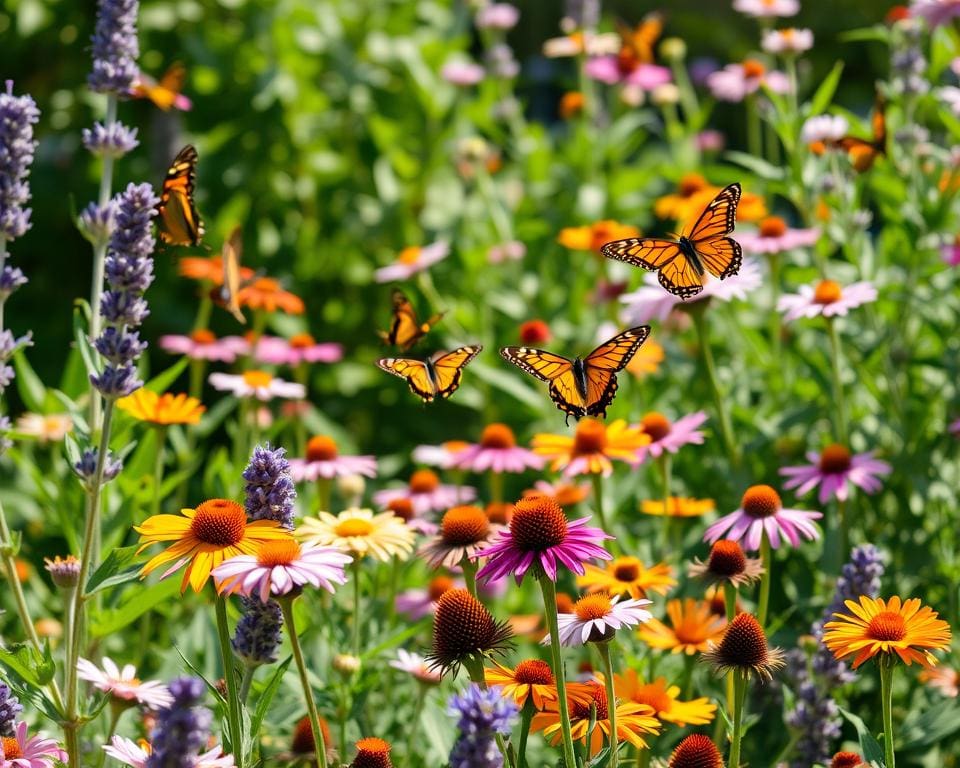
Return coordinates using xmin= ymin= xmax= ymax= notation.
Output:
xmin=777 ymin=280 xmax=877 ymax=322
xmin=737 ymin=216 xmax=819 ymax=255
xmin=0 ymin=722 xmax=67 ymax=768
xmin=779 ymin=444 xmax=891 ymax=504
xmin=159 ymin=330 xmax=247 ymax=361
xmin=373 ymin=469 xmax=476 ymax=515
xmin=289 ymin=435 xmax=377 ymax=482
xmin=395 ymin=573 xmax=463 ymax=620
xmin=584 ymin=57 xmax=672 ymax=90
xmin=801 ymin=115 xmax=849 ymax=145
xmin=252 ymin=333 xmax=343 ymax=366
xmin=451 ymin=423 xmax=544 ymax=474
xmin=762 ymin=28 xmax=814 ymax=54
xmin=910 ymin=0 xmax=960 ymax=29
xmin=76 ymin=657 xmax=173 ymax=710
xmin=733 ymin=0 xmax=799 ymax=17
xmin=635 ymin=411 xmax=707 ymax=460
xmin=704 ymin=484 xmax=821 ymax=551
xmin=374 ymin=241 xmax=450 ymax=283
xmin=475 ymin=3 xmax=519 ymax=30
xmin=707 ymin=60 xmax=790 ymax=103
xmin=419 ymin=505 xmax=504 ymax=569
xmin=441 ymin=60 xmax=486 ymax=87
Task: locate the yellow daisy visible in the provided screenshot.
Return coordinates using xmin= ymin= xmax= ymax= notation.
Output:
xmin=297 ymin=508 xmax=415 ymax=562
xmin=640 ymin=497 xmax=715 ymax=518
xmin=484 ymin=659 xmax=558 ymax=710
xmin=117 ymin=389 xmax=205 ymax=425
xmin=613 ymin=669 xmax=716 ymax=726
xmin=533 ymin=419 xmax=649 ymax=477
xmin=577 ymin=556 xmax=676 ymax=599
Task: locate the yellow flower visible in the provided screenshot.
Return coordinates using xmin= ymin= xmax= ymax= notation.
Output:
xmin=533 ymin=419 xmax=649 ymax=477
xmin=639 ymin=598 xmax=727 ymax=655
xmin=297 ymin=508 xmax=415 ymax=562
xmin=557 ymin=220 xmax=640 ymax=253
xmin=577 ymin=557 xmax=676 ymax=599
xmin=626 ymin=338 xmax=664 ymax=378
xmin=613 ymin=670 xmax=716 ymax=726
xmin=135 ymin=499 xmax=290 ymax=593
xmin=823 ymin=596 xmax=952 ymax=669
xmin=484 ymin=659 xmax=558 ymax=710
xmin=655 ymin=174 xmax=766 ymax=224
xmin=641 ymin=497 xmax=715 ymax=518
xmin=117 ymin=389 xmax=205 ymax=425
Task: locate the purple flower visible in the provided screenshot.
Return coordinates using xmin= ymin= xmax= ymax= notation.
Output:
xmin=704 ymin=484 xmax=821 ymax=551
xmin=78 ymin=200 xmax=117 ymax=247
xmin=82 ymin=121 xmax=139 ymax=158
xmin=777 ymin=280 xmax=877 ymax=322
xmin=88 ymin=0 xmax=140 ymax=95
xmin=910 ymin=0 xmax=960 ymax=29
xmin=635 ymin=411 xmax=707 ymax=461
xmin=584 ymin=57 xmax=672 ymax=90
xmin=451 ymin=423 xmax=544 ymax=474
xmin=475 ymin=3 xmax=519 ymax=30
xmin=738 ymin=218 xmax=820 ymax=255
xmin=779 ymin=445 xmax=891 ymax=504
xmin=0 ymin=682 xmax=22 ymax=736
xmin=707 ymin=61 xmax=790 ymax=103
xmin=73 ymin=447 xmax=123 ymax=489
xmin=243 ymin=443 xmax=297 ymax=530
xmin=232 ymin=597 xmax=283 ymax=666
xmin=486 ymin=44 xmax=520 ymax=79
xmin=0 ymin=82 xmax=40 ymax=241
xmin=145 ymin=676 xmax=211 ymax=768
xmin=374 ymin=241 xmax=450 ymax=283
xmin=448 ymin=684 xmax=518 ymax=768
xmin=0 ymin=266 xmax=27 ymax=300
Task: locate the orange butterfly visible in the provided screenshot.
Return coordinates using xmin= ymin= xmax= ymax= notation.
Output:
xmin=131 ymin=63 xmax=192 ymax=111
xmin=214 ymin=226 xmax=246 ymax=324
xmin=378 ymin=346 xmax=482 ymax=403
xmin=500 ymin=326 xmax=651 ymax=422
xmin=378 ymin=290 xmax=444 ymax=351
xmin=157 ymin=145 xmax=205 ymax=247
xmin=830 ymin=97 xmax=886 ymax=172
xmin=616 ymin=13 xmax=663 ymax=69
xmin=600 ymin=183 xmax=742 ymax=299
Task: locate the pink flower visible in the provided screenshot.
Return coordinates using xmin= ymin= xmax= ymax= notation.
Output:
xmin=704 ymin=484 xmax=822 ymax=551
xmin=762 ymin=28 xmax=814 ymax=54
xmin=411 ymin=441 xmax=471 ymax=469
xmin=950 ymin=417 xmax=960 ymax=435
xmin=76 ymin=657 xmax=173 ymax=709
xmin=733 ymin=0 xmax=800 ymax=17
xmin=212 ymin=539 xmax=352 ymax=602
xmin=475 ymin=3 xmax=519 ymax=30
xmin=419 ymin=505 xmax=505 ymax=569
xmin=208 ymin=371 xmax=305 ymax=401
xmin=159 ymin=330 xmax=246 ymax=362
xmin=374 ymin=241 xmax=450 ymax=283
xmin=777 ymin=280 xmax=877 ymax=322
xmin=910 ymin=0 xmax=960 ymax=28
xmin=487 ymin=241 xmax=526 ymax=264
xmin=707 ymin=61 xmax=790 ymax=102
xmin=779 ymin=445 xmax=892 ymax=504
xmin=546 ymin=594 xmax=653 ymax=646
xmin=373 ymin=469 xmax=476 ymax=515
xmin=695 ymin=129 xmax=725 ymax=152
xmin=451 ymin=423 xmax=545 ymax=474
xmin=801 ymin=115 xmax=849 ymax=144
xmin=289 ymin=436 xmax=377 ymax=481
xmin=635 ymin=411 xmax=708 ymax=460
xmin=0 ymin=722 xmax=67 ymax=768
xmin=584 ymin=56 xmax=672 ymax=90
xmin=943 ymin=235 xmax=960 ymax=266
xmin=251 ymin=334 xmax=342 ymax=366
xmin=390 ymin=649 xmax=442 ymax=685
xmin=441 ymin=60 xmax=485 ymax=86
xmin=737 ymin=216 xmax=820 ymax=255
xmin=395 ymin=574 xmax=464 ymax=620
xmin=103 ymin=736 xmax=234 ymax=768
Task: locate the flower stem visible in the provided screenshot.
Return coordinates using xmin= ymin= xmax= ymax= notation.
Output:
xmin=516 ymin=699 xmax=534 ymax=768
xmin=152 ymin=426 xmax=167 ymax=518
xmin=658 ymin=455 xmax=673 ymax=556
xmin=879 ymin=655 xmax=896 ymax=768
xmin=723 ymin=582 xmax=738 ymax=717
xmin=489 ymin=470 xmax=504 ymax=504
xmin=460 ymin=556 xmax=478 ymax=600
xmin=745 ymin=94 xmax=762 ymax=159
xmin=825 ymin=317 xmax=849 ymax=445
xmin=215 ymin=594 xmax=246 ymax=768
xmin=728 ymin=670 xmax=748 ymax=767
xmin=279 ymin=596 xmax=329 ymax=768
xmin=352 ymin=559 xmax=362 ymax=657
xmin=239 ymin=664 xmax=255 ymax=704
xmin=757 ymin=531 xmax=772 ymax=628
xmin=597 ymin=641 xmax=619 ymax=768
xmin=591 ymin=474 xmax=615 ymax=551
xmin=539 ymin=576 xmax=578 ymax=768
xmin=404 ymin=684 xmax=429 ymax=768
xmin=691 ymin=311 xmax=740 ymax=467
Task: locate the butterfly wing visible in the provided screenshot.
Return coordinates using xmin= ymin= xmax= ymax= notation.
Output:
xmin=499 ymin=347 xmax=586 ymax=420
xmin=382 ymin=290 xmax=442 ymax=350
xmin=430 ymin=345 xmax=483 ymax=399
xmin=377 ymin=358 xmax=437 ymax=402
xmin=686 ymin=182 xmax=741 ymax=242
xmin=583 ymin=326 xmax=651 ymax=418
xmin=220 ymin=227 xmax=246 ymax=324
xmin=600 ymin=237 xmax=704 ymax=299
xmin=157 ymin=145 xmax=205 ymax=247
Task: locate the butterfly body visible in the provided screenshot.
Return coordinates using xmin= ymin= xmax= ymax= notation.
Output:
xmin=378 ymin=346 xmax=482 ymax=403
xmin=571 ymin=357 xmax=590 ymax=403
xmin=157 ymin=145 xmax=205 ymax=247
xmin=676 ymin=236 xmax=705 ymax=275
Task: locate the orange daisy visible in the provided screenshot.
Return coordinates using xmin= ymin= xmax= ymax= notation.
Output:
xmin=117 ymin=389 xmax=205 ymax=426
xmin=532 ymin=419 xmax=649 ymax=477
xmin=655 ymin=174 xmax=767 ymax=223
xmin=178 ymin=255 xmax=255 ymax=285
xmin=613 ymin=669 xmax=717 ymax=726
xmin=237 ymin=277 xmax=305 ymax=314
xmin=485 ymin=659 xmax=558 ymax=710
xmin=577 ymin=556 xmax=676 ymax=599
xmin=626 ymin=338 xmax=664 ymax=378
xmin=558 ymin=220 xmax=641 ymax=254
xmin=639 ymin=598 xmax=727 ymax=655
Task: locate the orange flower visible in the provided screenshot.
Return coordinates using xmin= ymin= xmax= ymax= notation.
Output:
xmin=655 ymin=175 xmax=766 ymax=224
xmin=613 ymin=669 xmax=717 ymax=726
xmin=558 ymin=220 xmax=641 ymax=253
xmin=117 ymin=389 xmax=205 ymax=425
xmin=577 ymin=557 xmax=676 ymax=599
xmin=237 ymin=277 xmax=305 ymax=314
xmin=626 ymin=338 xmax=664 ymax=378
xmin=641 ymin=497 xmax=715 ymax=518
xmin=533 ymin=419 xmax=649 ymax=477
xmin=178 ymin=255 xmax=255 ymax=285
xmin=560 ymin=92 xmax=585 ymax=119
xmin=485 ymin=659 xmax=558 ymax=710
xmin=639 ymin=598 xmax=727 ymax=655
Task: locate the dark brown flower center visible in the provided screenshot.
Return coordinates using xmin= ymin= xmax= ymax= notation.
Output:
xmin=440 ymin=506 xmax=490 ymax=546
xmin=678 ymin=173 xmax=708 ymax=197
xmin=572 ymin=419 xmax=607 ymax=455
xmin=190 ymin=499 xmax=247 ymax=546
xmin=613 ymin=558 xmax=641 ymax=582
xmin=714 ymin=613 xmax=769 ymax=667
xmin=513 ymin=659 xmax=554 ymax=686
xmin=509 ymin=497 xmax=568 ymax=552
xmin=708 ymin=540 xmax=747 ymax=576
xmin=668 ymin=734 xmax=724 ymax=768
xmin=741 ymin=485 xmax=781 ymax=519
xmin=571 ymin=683 xmax=608 ymax=721
xmin=291 ymin=715 xmax=333 ymax=754
xmin=479 ymin=423 xmax=516 ymax=449
xmin=640 ymin=412 xmax=672 ymax=442
xmin=819 ymin=443 xmax=852 ymax=473
xmin=432 ymin=589 xmax=502 ymax=659
xmin=387 ymin=499 xmax=414 ymax=522
xmin=867 ymin=610 xmax=907 ymax=642
xmin=830 ymin=752 xmax=864 ymax=768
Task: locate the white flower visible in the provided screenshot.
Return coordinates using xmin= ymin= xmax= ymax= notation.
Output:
xmin=15 ymin=413 xmax=72 ymax=442
xmin=207 ymin=371 xmax=305 ymax=401
xmin=76 ymin=657 xmax=173 ymax=710
xmin=374 ymin=241 xmax=450 ymax=283
xmin=103 ymin=736 xmax=235 ymax=767
xmin=733 ymin=0 xmax=800 ymax=18
xmin=390 ymin=649 xmax=442 ymax=684
xmin=543 ymin=594 xmax=653 ymax=647
xmin=762 ymin=27 xmax=814 ymax=54
xmin=801 ymin=115 xmax=849 ymax=144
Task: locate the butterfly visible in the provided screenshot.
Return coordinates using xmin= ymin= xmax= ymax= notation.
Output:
xmin=131 ymin=62 xmax=192 ymax=111
xmin=615 ymin=13 xmax=663 ymax=69
xmin=377 ymin=346 xmax=482 ymax=403
xmin=378 ymin=290 xmax=444 ymax=351
xmin=830 ymin=97 xmax=886 ymax=172
xmin=600 ymin=183 xmax=742 ymax=300
xmin=157 ymin=145 xmax=205 ymax=247
xmin=500 ymin=326 xmax=651 ymax=423
xmin=214 ymin=226 xmax=246 ymax=324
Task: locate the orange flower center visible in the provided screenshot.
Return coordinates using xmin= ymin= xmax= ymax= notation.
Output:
xmin=509 ymin=497 xmax=568 ymax=552
xmin=387 ymin=498 xmax=415 ymax=522
xmin=742 ymin=59 xmax=766 ymax=79
xmin=513 ymin=659 xmax=554 ymax=685
xmin=674 ymin=618 xmax=711 ymax=646
xmin=291 ymin=715 xmax=332 ymax=754
xmin=409 ymin=469 xmax=440 ymax=494
xmin=289 ymin=332 xmax=316 ymax=348
xmin=2 ymin=737 xmax=21 ymax=758
xmin=613 ymin=558 xmax=641 ymax=582
xmin=708 ymin=540 xmax=747 ymax=576
xmin=640 ymin=412 xmax=672 ymax=442
xmin=819 ymin=443 xmax=852 ymax=473
xmin=353 ymin=737 xmax=392 ymax=768
xmin=572 ymin=419 xmax=608 ymax=455
xmin=759 ymin=216 xmax=788 ymax=238
xmin=479 ymin=423 xmax=516 ymax=449
xmin=242 ymin=370 xmax=273 ymax=388
xmin=741 ymin=484 xmax=782 ymax=519
xmin=257 ymin=539 xmax=301 ymax=567
xmin=190 ymin=499 xmax=247 ymax=546
xmin=306 ymin=435 xmax=339 ymax=462
xmin=678 ymin=173 xmax=708 ymax=197
xmin=190 ymin=328 xmax=216 ymax=345
xmin=574 ymin=593 xmax=613 ymax=621
xmin=867 ymin=610 xmax=907 ymax=642
xmin=398 ymin=246 xmax=421 ymax=265
xmin=335 ymin=518 xmax=375 ymax=538
xmin=571 ymin=683 xmax=608 ymax=721
xmin=632 ymin=683 xmax=673 ymax=715
xmin=485 ymin=502 xmax=514 ymax=525
xmin=813 ymin=279 xmax=843 ymax=304
xmin=428 ymin=575 xmax=456 ymax=602
xmin=440 ymin=506 xmax=491 ymax=546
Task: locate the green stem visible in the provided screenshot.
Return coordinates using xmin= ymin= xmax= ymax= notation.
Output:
xmin=757 ymin=531 xmax=772 ymax=628
xmin=591 ymin=474 xmax=616 ymax=553
xmin=728 ymin=670 xmax=748 ymax=767
xmin=880 ymin=656 xmax=896 ymax=768
xmin=239 ymin=664 xmax=255 ymax=704
xmin=215 ymin=595 xmax=245 ymax=768
xmin=404 ymin=684 xmax=429 ymax=768
xmin=825 ymin=317 xmax=849 ymax=444
xmin=317 ymin=478 xmax=332 ymax=512
xmin=516 ymin=699 xmax=534 ymax=768
xmin=745 ymin=94 xmax=762 ymax=160
xmin=352 ymin=560 xmax=362 ymax=657
xmin=461 ymin=556 xmax=478 ymax=600
xmin=659 ymin=455 xmax=674 ymax=557
xmin=539 ymin=577 xmax=578 ymax=768
xmin=723 ymin=582 xmax=738 ymax=623
xmin=279 ymin=597 xmax=329 ymax=768
xmin=692 ymin=311 xmax=740 ymax=467
xmin=152 ymin=426 xmax=167 ymax=518
xmin=597 ymin=641 xmax=619 ymax=768
xmin=489 ymin=471 xmax=504 ymax=505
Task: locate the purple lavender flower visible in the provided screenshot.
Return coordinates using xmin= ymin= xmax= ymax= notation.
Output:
xmin=243 ymin=443 xmax=297 ymax=530
xmin=146 ymin=676 xmax=211 ymax=768
xmin=447 ymin=684 xmax=517 ymax=768
xmin=82 ymin=121 xmax=139 ymax=158
xmin=88 ymin=0 xmax=141 ymax=95
xmin=232 ymin=597 xmax=283 ymax=666
xmin=0 ymin=682 xmax=22 ymax=737
xmin=0 ymin=82 xmax=40 ymax=241
xmin=0 ymin=267 xmax=27 ymax=300
xmin=78 ymin=200 xmax=117 ymax=247
xmin=73 ymin=447 xmax=123 ymax=489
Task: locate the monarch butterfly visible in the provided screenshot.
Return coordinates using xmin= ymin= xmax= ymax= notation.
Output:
xmin=830 ymin=97 xmax=886 ymax=172
xmin=500 ymin=326 xmax=651 ymax=422
xmin=378 ymin=290 xmax=444 ymax=351
xmin=215 ymin=226 xmax=246 ymax=324
xmin=600 ymin=183 xmax=742 ymax=299
xmin=615 ymin=13 xmax=663 ymax=69
xmin=157 ymin=145 xmax=205 ymax=247
xmin=378 ymin=346 xmax=482 ymax=403
xmin=131 ymin=62 xmax=192 ymax=111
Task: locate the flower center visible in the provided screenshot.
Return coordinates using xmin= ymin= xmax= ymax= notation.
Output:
xmin=251 ymin=277 xmax=280 ymax=293
xmin=670 ymin=734 xmax=723 ymax=768
xmin=574 ymin=593 xmax=613 ymax=621
xmin=640 ymin=412 xmax=672 ymax=442
xmin=242 ymin=370 xmax=273 ymax=388
xmin=831 ymin=752 xmax=865 ymax=768
xmin=190 ymin=499 xmax=247 ymax=546
xmin=291 ymin=715 xmax=332 ymax=754
xmin=335 ymin=518 xmax=375 ymax=538
xmin=306 ymin=435 xmax=339 ymax=462
xmin=678 ymin=173 xmax=708 ymax=197
xmin=353 ymin=737 xmax=392 ymax=768
xmin=813 ymin=279 xmax=843 ymax=305
xmin=819 ymin=443 xmax=852 ymax=473
xmin=256 ymin=539 xmax=301 ymax=567
xmin=741 ymin=485 xmax=782 ymax=519
xmin=708 ymin=540 xmax=747 ymax=576
xmin=485 ymin=502 xmax=514 ymax=525
xmin=613 ymin=558 xmax=641 ymax=582
xmin=428 ymin=575 xmax=456 ymax=602
xmin=440 ymin=506 xmax=491 ymax=545
xmin=632 ymin=683 xmax=673 ymax=715
xmin=509 ymin=497 xmax=568 ymax=552
xmin=674 ymin=619 xmax=711 ymax=646
xmin=513 ymin=659 xmax=554 ymax=686
xmin=387 ymin=498 xmax=415 ymax=522
xmin=572 ymin=418 xmax=608 ymax=455
xmin=409 ymin=469 xmax=440 ymax=494
xmin=742 ymin=59 xmax=766 ymax=79
xmin=867 ymin=610 xmax=907 ymax=642
xmin=2 ymin=737 xmax=22 ymax=758
xmin=479 ymin=423 xmax=516 ymax=449
xmin=289 ymin=332 xmax=316 ymax=348
xmin=715 ymin=613 xmax=769 ymax=666
xmin=759 ymin=216 xmax=788 ymax=238
xmin=398 ymin=246 xmax=421 ymax=265
xmin=190 ymin=328 xmax=216 ymax=345
xmin=432 ymin=588 xmax=502 ymax=658
xmin=571 ymin=683 xmax=608 ymax=721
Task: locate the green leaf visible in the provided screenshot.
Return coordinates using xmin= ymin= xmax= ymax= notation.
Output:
xmin=144 ymin=357 xmax=190 ymax=394
xmin=73 ymin=306 xmax=99 ymax=378
xmin=840 ymin=707 xmax=886 ymax=767
xmin=250 ymin=656 xmax=292 ymax=739
xmin=89 ymin=577 xmax=180 ymax=636
xmin=0 ymin=643 xmax=46 ymax=688
xmin=723 ymin=150 xmax=785 ymax=181
xmin=807 ymin=62 xmax=845 ymax=116
xmin=12 ymin=350 xmax=47 ymax=413
xmin=84 ymin=545 xmax=141 ymax=596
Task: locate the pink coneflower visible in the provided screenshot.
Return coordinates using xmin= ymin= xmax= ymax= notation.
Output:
xmin=762 ymin=28 xmax=814 ymax=54
xmin=373 ymin=469 xmax=476 ymax=515
xmin=779 ymin=444 xmax=891 ymax=504
xmin=289 ymin=435 xmax=377 ymax=482
xmin=704 ymin=484 xmax=822 ymax=551
xmin=801 ymin=115 xmax=849 ymax=144
xmin=419 ymin=505 xmax=504 ymax=569
xmin=696 ymin=129 xmax=725 ymax=153
xmin=395 ymin=574 xmax=463 ymax=620
xmin=441 ymin=60 xmax=486 ymax=86
xmin=476 ymin=496 xmax=612 ymax=584
xmin=919 ymin=666 xmax=960 ymax=698
xmin=707 ymin=60 xmax=790 ymax=103
xmin=382 ymin=497 xmax=438 ymax=537
xmin=208 ymin=371 xmax=305 ymax=401
xmin=584 ymin=57 xmax=672 ymax=90
xmin=737 ymin=216 xmax=820 ymax=255
xmin=777 ymin=280 xmax=878 ymax=322
xmin=950 ymin=417 xmax=960 ymax=436
xmin=733 ymin=0 xmax=800 ymax=17
xmin=252 ymin=333 xmax=343 ymax=366
xmin=102 ymin=736 xmax=234 ymax=768
xmin=212 ymin=539 xmax=352 ymax=602
xmin=374 ymin=241 xmax=450 ymax=283
xmin=545 ymin=593 xmax=653 ymax=646
xmin=390 ymin=649 xmax=442 ymax=685
xmin=910 ymin=0 xmax=960 ymax=28
xmin=411 ymin=441 xmax=470 ymax=469
xmin=487 ymin=241 xmax=526 ymax=264
xmin=76 ymin=657 xmax=173 ymax=710
xmin=451 ymin=423 xmax=545 ymax=474
xmin=159 ymin=329 xmax=245 ymax=362
xmin=0 ymin=722 xmax=67 ymax=768
xmin=635 ymin=411 xmax=707 ymax=461
xmin=475 ymin=3 xmax=520 ymax=30
xmin=941 ymin=233 xmax=960 ymax=266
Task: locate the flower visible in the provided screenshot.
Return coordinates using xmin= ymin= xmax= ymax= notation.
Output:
xmin=704 ymin=613 xmax=786 ymax=680
xmin=0 ymin=685 xmax=21 ymax=737
xmin=252 ymin=334 xmax=343 ymax=366
xmin=475 ymin=4 xmax=520 ymax=30
xmin=104 ymin=736 xmax=236 ymax=768
xmin=762 ymin=27 xmax=814 ymax=54
xmin=532 ymin=419 xmax=649 ymax=477
xmin=232 ymin=597 xmax=283 ymax=666
xmin=689 ymin=540 xmax=765 ymax=588
xmin=487 ymin=241 xmax=526 ymax=263
xmin=142 ymin=677 xmax=217 ymax=767
xmin=374 ymin=241 xmax=449 ymax=283
xmin=135 ymin=498 xmax=289 ymax=593
xmin=919 ymin=666 xmax=960 ymax=697
xmin=76 ymin=657 xmax=173 ymax=709
xmin=639 ymin=598 xmax=727 ymax=655
xmin=243 ymin=444 xmax=297 ymax=529
xmin=82 ymin=121 xmax=139 ymax=159
xmin=779 ymin=445 xmax=892 ymax=504
xmin=558 ymin=220 xmax=640 ymax=254
xmin=476 ymin=495 xmax=612 ymax=584
xmin=733 ymin=0 xmax=799 ymax=17
xmin=297 ymin=508 xmax=415 ymax=561
xmin=484 ymin=660 xmax=558 ymax=710
xmin=737 ymin=216 xmax=820 ymax=255
xmin=395 ymin=574 xmax=462 ymax=620
xmin=521 ymin=479 xmax=590 ymax=508
xmin=427 ymin=588 xmax=513 ymax=676
xmin=373 ymin=469 xmax=476 ymax=515
xmin=236 ymin=277 xmax=305 ymax=314
xmin=584 ymin=56 xmax=672 ymax=90
xmin=668 ymin=734 xmax=724 ymax=767
xmin=0 ymin=722 xmax=67 ymax=768
xmin=15 ymin=413 xmax=72 ymax=443
xmin=289 ymin=436 xmax=377 ymax=482
xmin=823 ymin=596 xmax=952 ymax=669
xmin=577 ymin=557 xmax=676 ymax=599
xmin=614 ymin=670 xmax=717 ymax=726
xmin=451 ymin=423 xmax=544 ymax=474
xmin=777 ymin=280 xmax=878 ymax=322
xmin=88 ymin=0 xmax=140 ymax=94
xmin=178 ymin=255 xmax=256 ymax=285
xmin=801 ymin=115 xmax=850 ymax=144
xmin=208 ymin=371 xmax=305 ymax=401
xmin=559 ymin=91 xmax=585 ymax=118
xmin=830 ymin=753 xmax=864 ymax=768
xmin=910 ymin=0 xmax=960 ymax=28
xmin=411 ymin=442 xmax=470 ymax=469
xmin=626 ymin=337 xmax=664 ymax=378
xmin=117 ymin=389 xmax=205 ymax=425
xmin=518 ymin=320 xmax=550 ymax=345
xmin=448 ymin=684 xmax=518 ymax=768
xmin=0 ymin=83 xmax=40 ymax=241
xmin=942 ymin=233 xmax=960 ymax=266
xmin=419 ymin=506 xmax=503 ymax=569
xmin=390 ymin=649 xmax=442 ymax=685
xmin=289 ymin=715 xmax=336 ymax=762
xmin=704 ymin=484 xmax=822 ymax=551
xmin=73 ymin=447 xmax=123 ymax=489
xmin=546 ymin=592 xmax=653 ymax=646
xmin=159 ymin=330 xmax=245 ymax=362
xmin=636 ymin=411 xmax=707 ymax=460
xmin=350 ymin=737 xmax=392 ymax=768
xmin=707 ymin=60 xmax=791 ymax=102
xmin=543 ymin=31 xmax=621 ymax=58
xmin=641 ymin=497 xmax=715 ymax=517
xmin=441 ymin=60 xmax=485 ymax=86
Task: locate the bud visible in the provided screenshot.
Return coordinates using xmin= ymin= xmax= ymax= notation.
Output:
xmin=659 ymin=37 xmax=687 ymax=62
xmin=44 ymin=555 xmax=81 ymax=589
xmin=333 ymin=654 xmax=362 ymax=676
